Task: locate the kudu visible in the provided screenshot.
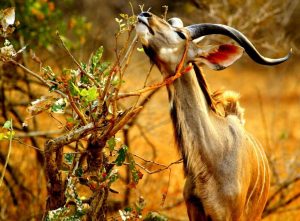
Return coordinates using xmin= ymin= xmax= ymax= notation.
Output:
xmin=136 ymin=12 xmax=291 ymax=221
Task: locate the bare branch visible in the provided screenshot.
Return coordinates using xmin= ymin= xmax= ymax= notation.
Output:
xmin=66 ymin=89 xmax=88 ymax=125
xmin=266 ymin=175 xmax=300 ymax=208
xmin=9 ymin=59 xmax=67 ymax=98
xmin=15 ymin=130 xmax=62 ymax=138
xmin=56 ymin=32 xmax=100 ymax=88
xmin=118 ymin=39 xmax=190 ymax=99
xmin=133 ymin=156 xmax=183 ymax=175
xmin=44 ymin=122 xmax=95 ymax=153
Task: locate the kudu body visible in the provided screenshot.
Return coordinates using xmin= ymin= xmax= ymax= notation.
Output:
xmin=136 ymin=12 xmax=291 ymax=221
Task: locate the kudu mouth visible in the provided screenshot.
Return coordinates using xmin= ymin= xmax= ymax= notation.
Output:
xmin=137 ymin=12 xmax=155 ymax=35
xmin=187 ymin=24 xmax=292 ymax=65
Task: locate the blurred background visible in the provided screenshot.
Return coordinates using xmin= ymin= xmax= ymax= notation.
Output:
xmin=0 ymin=0 xmax=299 ymax=220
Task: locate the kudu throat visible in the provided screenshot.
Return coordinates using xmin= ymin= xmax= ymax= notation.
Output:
xmin=167 ymin=63 xmax=217 ymax=175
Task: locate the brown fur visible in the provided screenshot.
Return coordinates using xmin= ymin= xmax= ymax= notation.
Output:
xmin=136 ymin=12 xmax=270 ymax=221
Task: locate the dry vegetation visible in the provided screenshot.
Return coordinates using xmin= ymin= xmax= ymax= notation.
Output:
xmin=0 ymin=1 xmax=299 ymax=221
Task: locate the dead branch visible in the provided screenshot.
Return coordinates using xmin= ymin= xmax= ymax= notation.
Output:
xmin=8 ymin=59 xmax=66 ymax=98
xmin=133 ymin=156 xmax=183 ymax=175
xmin=15 ymin=130 xmax=62 ymax=138
xmin=117 ymin=39 xmax=191 ymax=99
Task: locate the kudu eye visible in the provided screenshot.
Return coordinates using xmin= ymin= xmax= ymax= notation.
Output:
xmin=140 ymin=12 xmax=152 ymax=18
xmin=175 ymin=31 xmax=186 ymax=40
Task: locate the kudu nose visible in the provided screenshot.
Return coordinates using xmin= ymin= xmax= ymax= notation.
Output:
xmin=139 ymin=12 xmax=152 ymax=18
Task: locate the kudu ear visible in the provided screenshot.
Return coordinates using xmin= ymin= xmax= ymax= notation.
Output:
xmin=168 ymin=17 xmax=184 ymax=28
xmin=194 ymin=44 xmax=244 ymax=70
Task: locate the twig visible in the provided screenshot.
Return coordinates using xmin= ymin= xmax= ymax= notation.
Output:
xmin=118 ymin=40 xmax=191 ymax=99
xmin=56 ymin=32 xmax=100 ymax=88
xmin=9 ymin=59 xmax=67 ymax=98
xmin=161 ymin=168 xmax=172 ymax=206
xmin=44 ymin=122 xmax=95 ymax=153
xmin=118 ymin=64 xmax=190 ymax=98
xmin=120 ymin=35 xmax=138 ymax=67
xmin=135 ymin=123 xmax=157 ymax=160
xmin=112 ymin=32 xmax=137 ymax=119
xmin=14 ymin=139 xmax=44 ymax=152
xmin=162 ymin=5 xmax=168 ymax=20
xmin=143 ymin=64 xmax=154 ymax=88
xmin=107 ymin=107 xmax=143 ymax=138
xmin=99 ymin=64 xmax=118 ymax=106
xmin=0 ymin=119 xmax=13 ymax=187
xmin=263 ymin=192 xmax=300 ymax=218
xmin=132 ymin=64 xmax=155 ymax=108
xmin=134 ymin=157 xmax=183 ymax=175
xmin=161 ymin=199 xmax=185 ymax=210
xmin=125 ymin=84 xmax=160 ymax=128
xmin=66 ymin=89 xmax=88 ymax=125
xmin=266 ymin=175 xmax=300 ymax=208
xmin=15 ymin=130 xmax=62 ymax=138
xmin=0 ymin=151 xmax=33 ymax=197
xmin=9 ymin=59 xmax=48 ymax=86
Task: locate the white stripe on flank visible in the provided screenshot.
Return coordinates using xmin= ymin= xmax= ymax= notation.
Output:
xmin=245 ymin=135 xmax=260 ymax=212
xmin=253 ymin=139 xmax=266 ymax=205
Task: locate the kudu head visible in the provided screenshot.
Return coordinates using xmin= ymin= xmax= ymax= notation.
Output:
xmin=136 ymin=11 xmax=291 ymax=76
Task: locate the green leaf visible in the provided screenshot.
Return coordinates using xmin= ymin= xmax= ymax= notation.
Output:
xmin=279 ymin=131 xmax=289 ymax=140
xmin=3 ymin=120 xmax=12 ymax=129
xmin=51 ymin=98 xmax=66 ymax=113
xmin=114 ymin=145 xmax=128 ymax=166
xmin=137 ymin=47 xmax=144 ymax=52
xmin=80 ymin=86 xmax=98 ymax=102
xmin=69 ymin=82 xmax=80 ymax=96
xmin=6 ymin=131 xmax=15 ymax=138
xmin=124 ymin=207 xmax=132 ymax=212
xmin=49 ymin=84 xmax=58 ymax=92
xmin=144 ymin=212 xmax=168 ymax=221
xmin=0 ymin=133 xmax=5 ymax=140
xmin=43 ymin=66 xmax=55 ymax=76
xmin=107 ymin=137 xmax=116 ymax=152
xmin=99 ymin=61 xmax=110 ymax=73
xmin=75 ymin=167 xmax=83 ymax=177
xmin=81 ymin=62 xmax=87 ymax=72
xmin=128 ymin=153 xmax=142 ymax=184
xmin=4 ymin=39 xmax=11 ymax=47
xmin=108 ymin=169 xmax=119 ymax=185
xmin=111 ymin=76 xmax=125 ymax=86
xmin=91 ymin=46 xmax=104 ymax=71
xmin=64 ymin=153 xmax=74 ymax=165
xmin=67 ymin=117 xmax=75 ymax=122
xmin=79 ymin=88 xmax=89 ymax=96
xmin=80 ymin=74 xmax=89 ymax=84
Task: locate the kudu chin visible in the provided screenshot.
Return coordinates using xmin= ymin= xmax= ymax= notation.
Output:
xmin=136 ymin=11 xmax=291 ymax=221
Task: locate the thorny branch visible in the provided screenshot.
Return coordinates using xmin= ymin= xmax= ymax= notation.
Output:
xmin=66 ymin=89 xmax=88 ymax=125
xmin=133 ymin=154 xmax=183 ymax=175
xmin=8 ymin=59 xmax=67 ymax=98
xmin=118 ymin=39 xmax=191 ymax=99
xmin=56 ymin=32 xmax=100 ymax=88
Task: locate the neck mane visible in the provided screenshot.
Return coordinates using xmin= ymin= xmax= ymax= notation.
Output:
xmin=191 ymin=63 xmax=218 ymax=114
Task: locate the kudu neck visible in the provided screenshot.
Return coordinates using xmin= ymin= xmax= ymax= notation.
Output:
xmin=166 ymin=64 xmax=217 ymax=172
xmin=167 ymin=63 xmax=213 ymax=116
